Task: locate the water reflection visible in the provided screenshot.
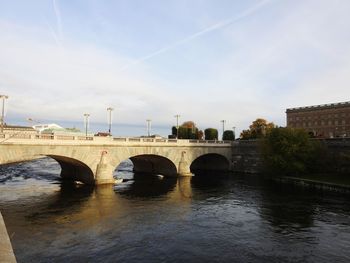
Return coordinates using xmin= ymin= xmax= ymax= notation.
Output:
xmin=115 ymin=173 xmax=177 ymax=198
xmin=1 ymin=159 xmax=350 ymax=262
xmin=258 ymin=180 xmax=316 ymax=231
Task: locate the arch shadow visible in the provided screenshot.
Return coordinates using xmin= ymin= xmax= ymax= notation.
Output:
xmin=47 ymin=155 xmax=95 ymax=185
xmin=190 ymin=153 xmax=230 ymax=175
xmin=129 ymin=154 xmax=177 ymax=177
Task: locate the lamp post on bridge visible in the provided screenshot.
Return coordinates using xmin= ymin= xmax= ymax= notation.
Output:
xmin=221 ymin=120 xmax=226 ymax=140
xmin=174 ymin=114 xmax=180 ymax=138
xmin=0 ymin=95 xmax=9 ymax=134
xmin=146 ymin=119 xmax=152 ymax=137
xmin=84 ymin=113 xmax=90 ymax=137
xmin=107 ymin=107 xmax=114 ymax=136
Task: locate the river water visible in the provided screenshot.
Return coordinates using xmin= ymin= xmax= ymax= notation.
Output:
xmin=0 ymin=158 xmax=349 ymax=263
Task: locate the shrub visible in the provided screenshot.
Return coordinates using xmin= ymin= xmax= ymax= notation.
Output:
xmin=223 ymin=130 xmax=235 ymax=141
xmin=262 ymin=127 xmax=322 ymax=176
xmin=205 ymin=128 xmax=218 ymax=140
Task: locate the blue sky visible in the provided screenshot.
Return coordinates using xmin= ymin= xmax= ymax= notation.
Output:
xmin=1 ymin=0 xmax=350 ymax=136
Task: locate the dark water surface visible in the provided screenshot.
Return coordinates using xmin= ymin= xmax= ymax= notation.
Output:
xmin=0 ymin=158 xmax=350 ymax=263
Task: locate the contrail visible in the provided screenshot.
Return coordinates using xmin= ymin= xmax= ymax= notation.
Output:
xmin=44 ymin=18 xmax=61 ymax=47
xmin=53 ymin=0 xmax=63 ymax=41
xmin=121 ymin=0 xmax=272 ymax=71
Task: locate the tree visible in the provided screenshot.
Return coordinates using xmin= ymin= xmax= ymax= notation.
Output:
xmin=172 ymin=126 xmax=177 ymax=136
xmin=198 ymin=130 xmax=204 ymax=140
xmin=262 ymin=127 xmax=322 ymax=176
xmin=172 ymin=121 xmax=199 ymax=139
xmin=240 ymin=118 xmax=275 ymax=139
xmin=205 ymin=128 xmax=218 ymax=140
xmin=222 ymin=130 xmax=235 ymax=141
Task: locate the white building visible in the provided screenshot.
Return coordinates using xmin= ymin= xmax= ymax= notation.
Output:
xmin=32 ymin=123 xmax=64 ymax=133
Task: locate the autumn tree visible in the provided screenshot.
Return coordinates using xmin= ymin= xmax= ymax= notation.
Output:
xmin=240 ymin=118 xmax=275 ymax=139
xmin=172 ymin=121 xmax=199 ymax=139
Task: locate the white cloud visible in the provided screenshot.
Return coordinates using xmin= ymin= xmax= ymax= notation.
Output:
xmin=0 ymin=21 xmax=180 ymax=125
xmin=1 ymin=0 xmax=350 ymax=136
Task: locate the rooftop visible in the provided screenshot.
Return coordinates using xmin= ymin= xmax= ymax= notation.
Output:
xmin=286 ymin=101 xmax=350 ymax=112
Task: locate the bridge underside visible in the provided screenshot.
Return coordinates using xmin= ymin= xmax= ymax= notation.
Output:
xmin=190 ymin=154 xmax=230 ymax=174
xmin=49 ymin=155 xmax=95 ymax=185
xmin=130 ymin=155 xmax=177 ymax=177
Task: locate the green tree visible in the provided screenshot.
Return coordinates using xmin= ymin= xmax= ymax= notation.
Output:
xmin=172 ymin=126 xmax=177 ymax=136
xmin=205 ymin=128 xmax=218 ymax=140
xmin=262 ymin=127 xmax=322 ymax=176
xmin=223 ymin=130 xmax=235 ymax=141
xmin=173 ymin=121 xmax=199 ymax=139
xmin=240 ymin=118 xmax=275 ymax=139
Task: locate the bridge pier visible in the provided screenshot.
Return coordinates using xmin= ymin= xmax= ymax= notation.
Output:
xmin=177 ymin=151 xmax=193 ymax=177
xmin=95 ymin=151 xmax=115 ymax=185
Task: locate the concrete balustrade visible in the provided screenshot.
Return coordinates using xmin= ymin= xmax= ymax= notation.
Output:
xmin=0 ymin=133 xmax=233 ymax=146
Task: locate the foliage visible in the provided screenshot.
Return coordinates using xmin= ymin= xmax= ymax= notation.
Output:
xmin=181 ymin=121 xmax=196 ymax=128
xmin=262 ymin=127 xmax=323 ymax=176
xmin=198 ymin=130 xmax=204 ymax=140
xmin=204 ymin=128 xmax=218 ymax=140
xmin=172 ymin=121 xmax=199 ymax=139
xmin=222 ymin=130 xmax=235 ymax=141
xmin=172 ymin=126 xmax=177 ymax=136
xmin=240 ymin=118 xmax=275 ymax=139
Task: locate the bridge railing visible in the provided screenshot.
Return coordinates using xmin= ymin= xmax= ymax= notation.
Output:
xmin=0 ymin=133 xmax=233 ymax=145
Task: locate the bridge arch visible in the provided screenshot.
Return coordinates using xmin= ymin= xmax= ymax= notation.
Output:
xmin=190 ymin=153 xmax=230 ymax=174
xmin=128 ymin=154 xmax=178 ymax=177
xmin=47 ymin=155 xmax=95 ymax=184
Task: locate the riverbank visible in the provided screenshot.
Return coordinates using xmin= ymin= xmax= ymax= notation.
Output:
xmin=0 ymin=212 xmax=17 ymax=263
xmin=275 ymin=175 xmax=350 ymax=193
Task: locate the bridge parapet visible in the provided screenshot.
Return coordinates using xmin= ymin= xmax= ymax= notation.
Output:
xmin=0 ymin=133 xmax=232 ymax=147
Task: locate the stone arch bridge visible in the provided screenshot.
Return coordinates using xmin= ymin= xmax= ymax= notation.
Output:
xmin=0 ymin=134 xmax=233 ymax=185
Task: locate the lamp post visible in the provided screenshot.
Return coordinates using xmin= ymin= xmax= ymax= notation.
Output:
xmin=221 ymin=120 xmax=226 ymax=140
xmin=0 ymin=95 xmax=9 ymax=134
xmin=107 ymin=107 xmax=114 ymax=136
xmin=232 ymin=126 xmax=236 ymax=139
xmin=174 ymin=114 xmax=180 ymax=138
xmin=84 ymin=113 xmax=90 ymax=137
xmin=146 ymin=119 xmax=152 ymax=137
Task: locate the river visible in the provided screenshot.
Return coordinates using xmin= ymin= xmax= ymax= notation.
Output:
xmin=0 ymin=158 xmax=349 ymax=262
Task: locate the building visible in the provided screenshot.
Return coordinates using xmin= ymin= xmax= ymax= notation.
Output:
xmin=3 ymin=125 xmax=36 ymax=135
xmin=32 ymin=123 xmax=63 ymax=133
xmin=286 ymin=101 xmax=350 ymax=138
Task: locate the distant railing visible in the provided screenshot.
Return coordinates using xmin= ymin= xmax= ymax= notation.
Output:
xmin=0 ymin=133 xmax=233 ymax=145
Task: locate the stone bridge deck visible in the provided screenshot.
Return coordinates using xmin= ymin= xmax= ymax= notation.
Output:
xmin=0 ymin=134 xmax=233 ymax=185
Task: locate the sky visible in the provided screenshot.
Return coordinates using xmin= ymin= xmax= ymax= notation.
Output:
xmin=1 ymin=0 xmax=350 ymax=136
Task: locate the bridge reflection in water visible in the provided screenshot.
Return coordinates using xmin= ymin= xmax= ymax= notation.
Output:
xmin=1 ymin=158 xmax=350 ymax=262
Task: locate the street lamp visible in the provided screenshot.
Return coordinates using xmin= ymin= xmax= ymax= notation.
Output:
xmin=221 ymin=120 xmax=226 ymax=140
xmin=174 ymin=114 xmax=180 ymax=138
xmin=0 ymin=95 xmax=9 ymax=133
xmin=84 ymin=113 xmax=90 ymax=137
xmin=232 ymin=126 xmax=236 ymax=139
xmin=146 ymin=119 xmax=152 ymax=137
xmin=107 ymin=107 xmax=114 ymax=136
